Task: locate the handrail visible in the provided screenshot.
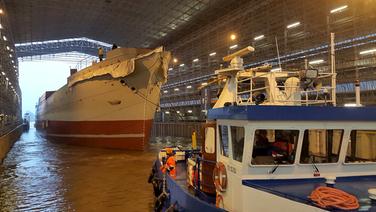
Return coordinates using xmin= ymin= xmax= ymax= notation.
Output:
xmin=235 ymin=70 xmax=335 ymax=106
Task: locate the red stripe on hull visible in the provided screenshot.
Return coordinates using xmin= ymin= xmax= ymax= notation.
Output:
xmin=36 ymin=120 xmax=153 ymax=150
xmin=46 ymin=135 xmax=149 ymax=150
xmin=36 ymin=120 xmax=153 ymax=135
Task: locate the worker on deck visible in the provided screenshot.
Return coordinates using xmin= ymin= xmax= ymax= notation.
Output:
xmin=98 ymin=47 xmax=104 ymax=61
xmin=112 ymin=43 xmax=118 ymax=50
xmin=161 ymin=148 xmax=176 ymax=179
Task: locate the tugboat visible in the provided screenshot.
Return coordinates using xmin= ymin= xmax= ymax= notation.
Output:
xmin=149 ymin=42 xmax=376 ymax=211
xmin=23 ymin=112 xmax=30 ymax=131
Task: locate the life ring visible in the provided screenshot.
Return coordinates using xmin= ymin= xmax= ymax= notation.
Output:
xmin=216 ymin=194 xmax=224 ymax=208
xmin=213 ymin=162 xmax=227 ymax=192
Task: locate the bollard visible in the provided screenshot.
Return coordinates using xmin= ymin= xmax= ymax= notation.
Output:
xmin=192 ymin=130 xmax=197 ymax=149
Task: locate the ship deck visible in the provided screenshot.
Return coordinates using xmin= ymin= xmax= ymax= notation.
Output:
xmin=153 ymin=158 xmax=221 ymax=211
xmin=242 ymin=175 xmax=376 ymax=211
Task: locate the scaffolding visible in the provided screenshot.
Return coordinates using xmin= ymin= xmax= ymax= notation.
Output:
xmin=0 ymin=1 xmax=21 ymax=135
xmin=158 ymin=0 xmax=376 ymax=122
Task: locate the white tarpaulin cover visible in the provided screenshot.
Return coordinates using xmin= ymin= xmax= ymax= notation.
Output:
xmin=67 ymin=47 xmax=165 ymax=87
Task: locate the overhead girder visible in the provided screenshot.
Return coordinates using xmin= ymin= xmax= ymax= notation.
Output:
xmin=15 ymin=38 xmax=112 ymax=58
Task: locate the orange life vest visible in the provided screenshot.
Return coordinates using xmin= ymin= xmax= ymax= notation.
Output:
xmin=161 ymin=156 xmax=176 ymax=179
xmin=272 ymin=141 xmax=293 ymax=155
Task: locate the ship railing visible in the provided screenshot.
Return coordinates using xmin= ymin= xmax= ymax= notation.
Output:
xmin=0 ymin=123 xmax=22 ymax=137
xmin=75 ymin=54 xmax=98 ymax=70
xmin=235 ymin=71 xmax=336 ymax=106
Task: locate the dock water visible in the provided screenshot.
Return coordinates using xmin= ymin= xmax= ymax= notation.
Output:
xmin=0 ymin=125 xmax=189 ymax=211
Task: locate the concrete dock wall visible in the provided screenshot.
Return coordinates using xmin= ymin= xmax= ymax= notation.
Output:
xmin=0 ymin=125 xmax=23 ymax=163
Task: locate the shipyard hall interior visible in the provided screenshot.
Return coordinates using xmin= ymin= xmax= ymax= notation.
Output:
xmin=1 ymin=1 xmax=376 ymax=212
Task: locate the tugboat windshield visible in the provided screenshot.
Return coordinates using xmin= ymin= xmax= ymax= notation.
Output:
xmin=345 ymin=130 xmax=376 ymax=163
xmin=300 ymin=129 xmax=344 ymax=164
xmin=230 ymin=126 xmax=245 ymax=162
xmin=219 ymin=125 xmax=230 ymax=157
xmin=251 ymin=129 xmax=299 ymax=165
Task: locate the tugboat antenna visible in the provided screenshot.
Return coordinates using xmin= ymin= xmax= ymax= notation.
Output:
xmin=275 ymin=36 xmax=282 ymax=71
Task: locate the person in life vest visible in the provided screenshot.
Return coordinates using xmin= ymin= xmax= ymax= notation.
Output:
xmin=161 ymin=148 xmax=176 ymax=179
xmin=98 ymin=47 xmax=104 ymax=61
xmin=272 ymin=131 xmax=294 ymax=155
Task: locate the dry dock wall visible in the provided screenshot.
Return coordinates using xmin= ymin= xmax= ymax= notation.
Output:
xmin=0 ymin=125 xmax=22 ymax=163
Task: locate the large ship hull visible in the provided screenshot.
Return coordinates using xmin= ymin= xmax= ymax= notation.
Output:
xmin=38 ymin=120 xmax=153 ymax=150
xmin=36 ymin=47 xmax=170 ymax=150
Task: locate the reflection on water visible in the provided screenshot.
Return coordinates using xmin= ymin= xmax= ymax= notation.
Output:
xmin=0 ymin=126 xmax=191 ymax=211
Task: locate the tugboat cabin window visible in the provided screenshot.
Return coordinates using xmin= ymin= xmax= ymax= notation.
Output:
xmin=230 ymin=126 xmax=245 ymax=162
xmin=300 ymin=129 xmax=343 ymax=164
xmin=346 ymin=130 xmax=376 ymax=163
xmin=218 ymin=125 xmax=229 ymax=157
xmin=251 ymin=129 xmax=299 ymax=165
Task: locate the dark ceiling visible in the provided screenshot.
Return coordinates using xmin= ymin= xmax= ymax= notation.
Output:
xmin=4 ymin=0 xmax=240 ymax=48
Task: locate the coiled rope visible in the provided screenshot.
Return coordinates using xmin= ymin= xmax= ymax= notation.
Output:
xmin=309 ymin=186 xmax=359 ymax=210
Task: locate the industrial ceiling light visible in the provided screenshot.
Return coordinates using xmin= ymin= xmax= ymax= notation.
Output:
xmin=0 ymin=24 xmax=3 ymax=29
xmin=209 ymin=52 xmax=216 ymax=56
xmin=9 ymin=54 xmax=12 ymax=58
xmin=174 ymin=88 xmax=179 ymax=91
xmin=360 ymin=48 xmax=376 ymax=55
xmin=230 ymin=34 xmax=236 ymax=40
xmin=176 ymin=111 xmax=180 ymax=114
xmin=1 ymin=72 xmax=5 ymax=75
xmin=163 ymin=90 xmax=168 ymax=94
xmin=229 ymin=44 xmax=238 ymax=49
xmin=254 ymin=35 xmax=265 ymax=41
xmin=287 ymin=22 xmax=301 ymax=29
xmin=186 ymin=85 xmax=192 ymax=89
xmin=330 ymin=5 xmax=348 ymax=14
xmin=187 ymin=110 xmax=193 ymax=113
xmin=168 ymin=68 xmax=173 ymax=71
xmin=179 ymin=63 xmax=185 ymax=67
xmin=6 ymin=46 xmax=9 ymax=50
xmin=309 ymin=59 xmax=324 ymax=65
xmin=2 ymin=35 xmax=7 ymax=41
xmin=201 ymin=82 xmax=208 ymax=86
xmin=165 ymin=111 xmax=170 ymax=114
xmin=192 ymin=58 xmax=199 ymax=62
xmin=173 ymin=58 xmax=178 ymax=63
xmin=11 ymin=60 xmax=14 ymax=63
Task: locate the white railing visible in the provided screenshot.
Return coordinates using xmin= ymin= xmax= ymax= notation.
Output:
xmin=235 ymin=70 xmax=336 ymax=106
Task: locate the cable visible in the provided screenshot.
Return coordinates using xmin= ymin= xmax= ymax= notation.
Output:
xmin=135 ymin=90 xmax=160 ymax=108
xmin=309 ymin=186 xmax=359 ymax=210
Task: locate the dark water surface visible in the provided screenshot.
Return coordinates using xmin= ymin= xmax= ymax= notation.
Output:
xmin=0 ymin=126 xmax=186 ymax=212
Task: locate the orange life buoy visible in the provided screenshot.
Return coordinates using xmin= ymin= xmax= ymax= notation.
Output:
xmin=213 ymin=162 xmax=227 ymax=192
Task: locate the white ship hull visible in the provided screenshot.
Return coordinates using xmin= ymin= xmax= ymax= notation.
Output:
xmin=36 ymin=47 xmax=170 ymax=150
